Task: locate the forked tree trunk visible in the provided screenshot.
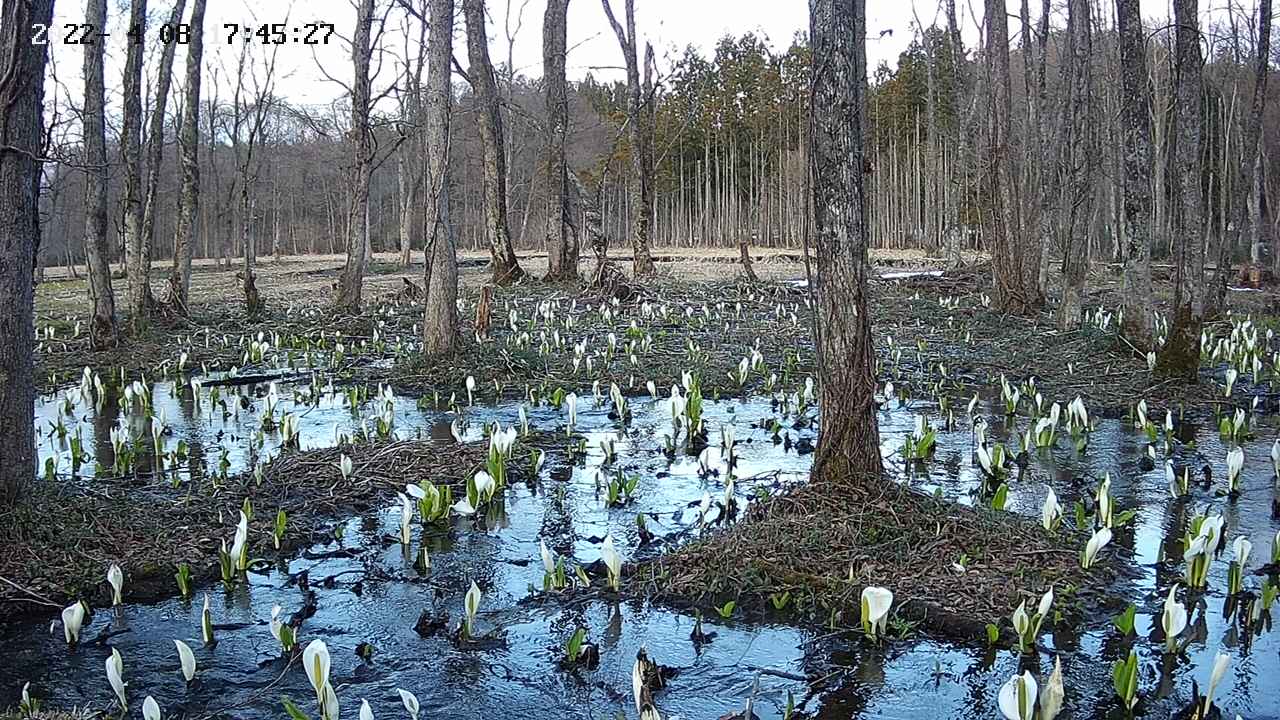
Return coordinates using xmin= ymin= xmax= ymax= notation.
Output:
xmin=423 ymin=0 xmax=460 ymax=356
xmin=83 ymin=0 xmax=119 ymax=349
xmin=1115 ymin=0 xmax=1155 ymax=348
xmin=463 ymin=0 xmax=525 ymax=285
xmin=1158 ymin=0 xmax=1208 ymax=378
xmin=602 ymin=0 xmax=656 ymax=277
xmin=335 ymin=0 xmax=377 ymax=311
xmin=809 ymin=0 xmax=883 ymax=480
xmin=543 ymin=0 xmax=578 ymax=282
xmin=1055 ymin=0 xmax=1095 ymax=330
xmin=0 ymin=0 xmax=55 ymax=505
xmin=142 ymin=0 xmax=187 ymax=296
xmin=169 ymin=0 xmax=207 ymax=311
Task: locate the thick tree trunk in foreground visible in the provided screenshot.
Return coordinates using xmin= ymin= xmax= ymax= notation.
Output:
xmin=543 ymin=0 xmax=578 ymax=282
xmin=335 ymin=0 xmax=377 ymax=311
xmin=121 ymin=0 xmax=149 ymax=329
xmin=602 ymin=0 xmax=655 ymax=277
xmin=1115 ymin=0 xmax=1155 ymax=348
xmin=83 ymin=0 xmax=118 ymax=349
xmin=142 ymin=0 xmax=186 ymax=300
xmin=1209 ymin=0 xmax=1271 ymax=314
xmin=423 ymin=0 xmax=460 ymax=356
xmin=169 ymin=0 xmax=206 ymax=310
xmin=1055 ymin=0 xmax=1094 ymax=330
xmin=464 ymin=0 xmax=525 ymax=286
xmin=1158 ymin=0 xmax=1207 ymax=378
xmin=0 ymin=0 xmax=55 ymax=505
xmin=984 ymin=0 xmax=1037 ymax=315
xmin=809 ymin=0 xmax=883 ymax=480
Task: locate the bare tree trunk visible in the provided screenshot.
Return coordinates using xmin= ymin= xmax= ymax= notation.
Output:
xmin=1055 ymin=0 xmax=1095 ymax=329
xmin=1210 ymin=0 xmax=1271 ymax=311
xmin=83 ymin=0 xmax=118 ymax=349
xmin=169 ymin=0 xmax=206 ymax=311
xmin=809 ymin=0 xmax=882 ymax=480
xmin=122 ymin=0 xmax=149 ymax=329
xmin=1116 ymin=0 xmax=1155 ymax=347
xmin=984 ymin=0 xmax=1036 ymax=315
xmin=463 ymin=0 xmax=525 ymax=285
xmin=142 ymin=0 xmax=186 ymax=288
xmin=1158 ymin=0 xmax=1208 ymax=378
xmin=423 ymin=0 xmax=460 ymax=355
xmin=0 ymin=0 xmax=54 ymax=505
xmin=335 ymin=0 xmax=377 ymax=310
xmin=602 ymin=0 xmax=656 ymax=276
xmin=543 ymin=0 xmax=578 ymax=282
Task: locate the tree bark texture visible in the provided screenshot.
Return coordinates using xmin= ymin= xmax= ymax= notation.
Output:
xmin=602 ymin=0 xmax=656 ymax=277
xmin=542 ymin=0 xmax=578 ymax=281
xmin=464 ymin=0 xmax=525 ymax=285
xmin=121 ymin=0 xmax=149 ymax=327
xmin=0 ymin=0 xmax=55 ymax=505
xmin=809 ymin=0 xmax=883 ymax=481
xmin=423 ymin=0 xmax=460 ymax=356
xmin=168 ymin=0 xmax=206 ymax=310
xmin=83 ymin=0 xmax=118 ymax=349
xmin=335 ymin=0 xmax=377 ymax=310
xmin=1115 ymin=0 xmax=1155 ymax=347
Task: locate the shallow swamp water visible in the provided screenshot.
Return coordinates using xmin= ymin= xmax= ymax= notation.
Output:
xmin=3 ymin=368 xmax=1279 ymax=719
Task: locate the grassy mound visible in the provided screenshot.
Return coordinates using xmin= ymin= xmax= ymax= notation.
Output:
xmin=642 ymin=477 xmax=1098 ymax=641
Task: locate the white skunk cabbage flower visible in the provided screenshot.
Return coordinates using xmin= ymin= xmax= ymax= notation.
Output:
xmin=1226 ymin=446 xmax=1244 ymax=493
xmin=1039 ymin=657 xmax=1064 ymax=720
xmin=1271 ymin=439 xmax=1280 ymax=477
xmin=540 ymin=540 xmax=555 ymax=574
xmin=398 ymin=688 xmax=420 ymax=719
xmin=62 ymin=601 xmax=86 ymax=645
xmin=666 ymin=387 xmax=686 ymax=426
xmin=229 ymin=511 xmax=249 ymax=571
xmin=1041 ymin=488 xmax=1062 ymax=532
xmin=303 ymin=639 xmax=331 ymax=696
xmin=1161 ymin=585 xmax=1188 ymax=653
xmin=359 ymin=698 xmax=374 ymax=720
xmin=338 ymin=454 xmax=353 ymax=480
xmin=1232 ymin=536 xmax=1252 ymax=567
xmin=452 ymin=496 xmax=477 ymax=516
xmin=602 ymin=535 xmax=622 ymax=590
xmin=464 ymin=581 xmax=482 ymax=636
xmin=174 ymin=639 xmax=196 ymax=682
xmin=322 ymin=683 xmax=339 ymax=720
xmin=565 ymin=392 xmax=578 ymax=427
xmin=107 ymin=564 xmax=124 ymax=606
xmin=1082 ymin=527 xmax=1111 ymax=569
xmin=142 ymin=695 xmax=161 ymax=720
xmin=397 ymin=492 xmax=414 ymax=545
xmin=998 ymin=670 xmax=1037 ymax=720
xmin=1203 ymin=652 xmax=1231 ymax=715
xmin=105 ymin=647 xmax=127 ymax=710
xmin=860 ymin=586 xmax=893 ymax=640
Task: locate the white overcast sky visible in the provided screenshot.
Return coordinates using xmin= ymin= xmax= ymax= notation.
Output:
xmin=43 ymin=1 xmax=1243 ymax=111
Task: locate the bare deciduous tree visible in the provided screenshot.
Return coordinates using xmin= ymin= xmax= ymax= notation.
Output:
xmin=423 ymin=0 xmax=461 ymax=354
xmin=542 ymin=0 xmax=578 ymax=282
xmin=141 ymin=0 xmax=188 ymax=299
xmin=602 ymin=0 xmax=656 ymax=277
xmin=1158 ymin=0 xmax=1208 ymax=377
xmin=1116 ymin=0 xmax=1155 ymax=347
xmin=463 ymin=0 xmax=525 ymax=285
xmin=335 ymin=0 xmax=381 ymax=310
xmin=121 ymin=0 xmax=150 ymax=328
xmin=83 ymin=0 xmax=119 ymax=349
xmin=0 ymin=0 xmax=55 ymax=505
xmin=809 ymin=0 xmax=882 ymax=479
xmin=168 ymin=0 xmax=207 ymax=311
